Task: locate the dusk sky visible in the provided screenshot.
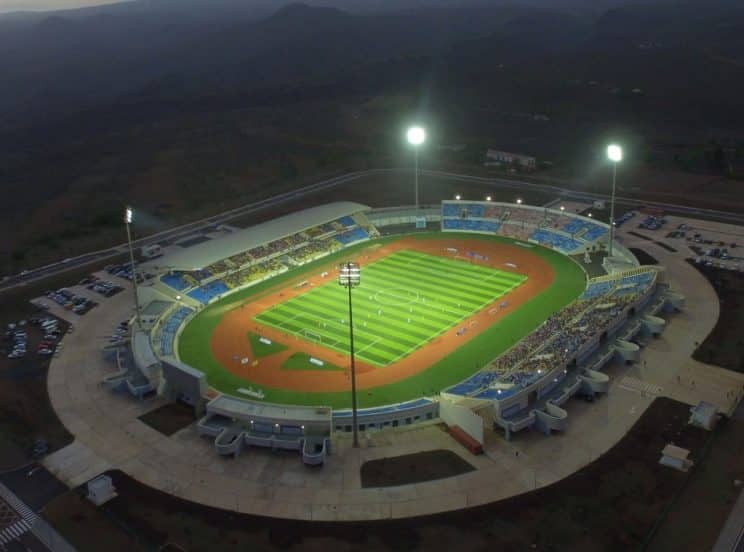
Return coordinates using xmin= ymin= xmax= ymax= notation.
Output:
xmin=0 ymin=0 xmax=125 ymax=12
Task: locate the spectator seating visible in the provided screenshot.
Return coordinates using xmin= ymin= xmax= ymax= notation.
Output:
xmin=161 ymin=272 xmax=194 ymax=292
xmin=581 ymin=280 xmax=615 ymax=300
xmin=612 ymin=271 xmax=656 ymax=297
xmin=529 ymin=229 xmax=583 ymax=253
xmin=442 ymin=219 xmax=502 ymax=233
xmin=338 ymin=215 xmax=356 ymax=227
xmin=188 ymin=280 xmax=230 ymax=304
xmin=192 ymin=268 xmax=213 ymax=282
xmin=442 ymin=202 xmax=487 ymax=218
xmin=563 ymin=219 xmax=608 ymax=241
xmin=335 ymin=227 xmax=369 ymax=245
xmin=160 ymin=306 xmax=193 ymax=356
xmin=507 ymin=208 xmax=545 ymax=227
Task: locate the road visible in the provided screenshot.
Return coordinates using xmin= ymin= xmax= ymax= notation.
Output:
xmin=3 ymin=168 xmax=744 ymax=293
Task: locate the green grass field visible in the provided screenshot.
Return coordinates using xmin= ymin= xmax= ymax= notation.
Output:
xmin=255 ymin=249 xmax=526 ymax=366
xmin=282 ymin=353 xmax=345 ymax=371
xmin=247 ymin=332 xmax=288 ymax=358
xmin=178 ymin=233 xmax=586 ymax=408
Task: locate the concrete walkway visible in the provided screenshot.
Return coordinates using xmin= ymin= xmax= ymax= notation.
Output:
xmin=41 ymin=239 xmax=743 ymax=520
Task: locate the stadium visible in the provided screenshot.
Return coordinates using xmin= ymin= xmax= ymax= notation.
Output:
xmin=94 ymin=197 xmax=678 ymax=465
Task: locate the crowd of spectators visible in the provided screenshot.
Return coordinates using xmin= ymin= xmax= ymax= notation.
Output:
xmin=223 ymin=259 xmax=284 ymax=288
xmin=289 ymin=239 xmax=338 ymax=264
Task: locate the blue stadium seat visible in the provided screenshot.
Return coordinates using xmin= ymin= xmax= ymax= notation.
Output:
xmin=563 ymin=219 xmax=608 ymax=241
xmin=159 ymin=306 xmax=194 ymax=356
xmin=529 ymin=229 xmax=582 ymax=253
xmin=335 ymin=227 xmax=369 ymax=245
xmin=187 ymin=280 xmax=230 ymax=304
xmin=442 ymin=203 xmax=486 ymax=218
xmin=337 ymin=216 xmax=356 ymax=228
xmin=442 ymin=219 xmax=502 ymax=233
xmin=161 ymin=272 xmax=192 ymax=292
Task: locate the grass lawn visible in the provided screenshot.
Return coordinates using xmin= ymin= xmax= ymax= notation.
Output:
xmin=282 ymin=352 xmax=345 ymax=371
xmin=247 ymin=332 xmax=288 ymax=358
xmin=256 ymin=249 xmax=526 ymax=366
xmin=178 ymin=233 xmax=586 ymax=408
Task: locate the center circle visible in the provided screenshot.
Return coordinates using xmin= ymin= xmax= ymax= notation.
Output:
xmin=374 ymin=287 xmax=420 ymax=307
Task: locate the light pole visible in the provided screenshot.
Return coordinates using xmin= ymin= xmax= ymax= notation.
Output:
xmin=607 ymin=144 xmax=623 ymax=257
xmin=338 ymin=261 xmax=361 ymax=448
xmin=406 ymin=126 xmax=426 ymax=209
xmin=124 ymin=206 xmax=142 ymax=327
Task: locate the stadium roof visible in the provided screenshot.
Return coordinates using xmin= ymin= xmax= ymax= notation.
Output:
xmin=143 ymin=201 xmax=369 ymax=271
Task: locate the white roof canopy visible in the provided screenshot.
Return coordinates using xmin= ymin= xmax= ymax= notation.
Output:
xmin=143 ymin=201 xmax=369 ymax=272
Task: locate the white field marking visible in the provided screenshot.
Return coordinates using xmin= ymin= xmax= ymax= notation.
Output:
xmin=385 ymin=287 xmax=508 ymax=364
xmin=273 ymin=310 xmax=398 ymax=361
xmin=354 ymin=337 xmax=382 ymax=356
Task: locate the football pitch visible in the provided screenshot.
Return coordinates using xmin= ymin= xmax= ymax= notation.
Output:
xmin=254 ymin=249 xmax=527 ymax=366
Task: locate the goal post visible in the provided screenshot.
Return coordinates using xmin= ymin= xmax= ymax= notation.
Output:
xmin=301 ymin=329 xmax=323 ymax=344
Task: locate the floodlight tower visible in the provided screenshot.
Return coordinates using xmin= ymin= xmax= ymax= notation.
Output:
xmin=338 ymin=261 xmax=361 ymax=448
xmin=124 ymin=206 xmax=142 ymax=327
xmin=606 ymin=144 xmax=623 ymax=257
xmin=406 ymin=126 xmax=426 ymax=209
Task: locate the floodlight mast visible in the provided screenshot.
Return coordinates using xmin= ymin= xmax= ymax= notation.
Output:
xmin=338 ymin=262 xmax=361 ymax=448
xmin=606 ymin=145 xmax=623 ymax=258
xmin=124 ymin=206 xmax=142 ymax=327
xmin=406 ymin=126 xmax=426 ymax=209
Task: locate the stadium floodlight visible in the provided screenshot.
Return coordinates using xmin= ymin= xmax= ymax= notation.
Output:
xmin=588 ymin=213 xmax=593 ymax=218
xmin=338 ymin=261 xmax=361 ymax=448
xmin=406 ymin=126 xmax=426 ymax=209
xmin=486 ymin=195 xmax=492 ymax=201
xmin=607 ymin=144 xmax=623 ymax=163
xmin=606 ymin=144 xmax=623 ymax=257
xmin=407 ymin=126 xmax=426 ymax=146
xmin=516 ymin=198 xmax=523 ymax=205
xmin=124 ymin=206 xmax=142 ymax=327
xmin=560 ymin=205 xmax=565 ymax=212
xmin=455 ymin=194 xmax=462 ymax=200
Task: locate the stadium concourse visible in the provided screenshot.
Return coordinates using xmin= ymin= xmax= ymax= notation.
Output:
xmin=38 ymin=199 xmax=744 ymax=521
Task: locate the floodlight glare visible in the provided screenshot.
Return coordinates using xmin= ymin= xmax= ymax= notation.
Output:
xmin=607 ymin=144 xmax=623 ymax=163
xmin=338 ymin=262 xmax=361 ymax=288
xmin=486 ymin=195 xmax=492 ymax=201
xmin=516 ymin=198 xmax=523 ymax=204
xmin=455 ymin=194 xmax=462 ymax=200
xmin=124 ymin=206 xmax=133 ymax=224
xmin=407 ymin=126 xmax=426 ymax=146
xmin=560 ymin=206 xmax=565 ymax=212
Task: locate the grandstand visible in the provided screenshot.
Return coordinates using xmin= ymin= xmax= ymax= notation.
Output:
xmin=145 ymin=202 xmax=374 ymax=303
xmin=440 ymin=200 xmax=610 ymax=254
xmin=443 ymin=265 xmax=662 ymax=438
xmin=157 ymin=306 xmax=194 ymax=357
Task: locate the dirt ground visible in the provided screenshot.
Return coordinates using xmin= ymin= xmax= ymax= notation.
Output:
xmin=42 ymin=398 xmax=710 ymax=551
xmin=629 ymin=248 xmax=659 ymax=265
xmin=209 ymin=236 xmax=554 ymax=393
xmin=138 ymin=402 xmax=196 ymax=437
xmin=647 ymin=408 xmax=744 ymax=551
xmin=360 ymin=447 xmax=476 ymax=488
xmin=689 ymin=260 xmax=744 ymax=372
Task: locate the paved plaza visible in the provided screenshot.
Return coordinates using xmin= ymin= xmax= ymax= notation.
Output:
xmin=41 ymin=226 xmax=744 ymax=520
